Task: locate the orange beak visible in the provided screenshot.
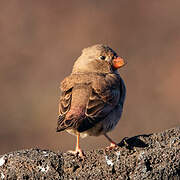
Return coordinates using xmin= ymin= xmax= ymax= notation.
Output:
xmin=112 ymin=57 xmax=125 ymax=69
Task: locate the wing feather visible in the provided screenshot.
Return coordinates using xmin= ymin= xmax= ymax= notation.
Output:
xmin=77 ymin=73 xmax=124 ymax=132
xmin=57 ymin=73 xmax=126 ymax=133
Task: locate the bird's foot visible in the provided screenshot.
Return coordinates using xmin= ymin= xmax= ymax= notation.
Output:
xmin=105 ymin=142 xmax=118 ymax=151
xmin=68 ymin=148 xmax=84 ymax=157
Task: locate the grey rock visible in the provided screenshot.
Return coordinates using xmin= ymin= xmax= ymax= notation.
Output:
xmin=0 ymin=127 xmax=179 ymax=180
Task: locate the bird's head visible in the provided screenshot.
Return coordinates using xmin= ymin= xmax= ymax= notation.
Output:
xmin=72 ymin=44 xmax=126 ymax=74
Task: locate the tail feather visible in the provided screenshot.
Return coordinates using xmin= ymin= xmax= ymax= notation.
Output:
xmin=56 ymin=115 xmax=67 ymax=132
xmin=57 ymin=113 xmax=79 ymax=132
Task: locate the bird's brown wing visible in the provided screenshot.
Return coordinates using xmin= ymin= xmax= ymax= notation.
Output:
xmin=57 ymin=73 xmax=126 ymax=133
xmin=77 ymin=73 xmax=126 ymax=132
xmin=57 ymin=86 xmax=72 ymax=131
xmin=57 ymin=73 xmax=92 ymax=132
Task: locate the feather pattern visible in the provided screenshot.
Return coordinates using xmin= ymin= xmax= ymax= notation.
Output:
xmin=57 ymin=72 xmax=125 ymax=134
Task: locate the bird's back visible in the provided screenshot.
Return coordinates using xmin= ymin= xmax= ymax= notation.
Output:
xmin=57 ymin=72 xmax=125 ymax=134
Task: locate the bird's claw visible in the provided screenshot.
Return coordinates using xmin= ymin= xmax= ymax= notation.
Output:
xmin=105 ymin=142 xmax=118 ymax=151
xmin=68 ymin=148 xmax=84 ymax=158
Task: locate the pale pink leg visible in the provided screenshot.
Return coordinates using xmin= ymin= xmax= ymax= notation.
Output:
xmin=68 ymin=133 xmax=84 ymax=157
xmin=104 ymin=133 xmax=118 ymax=150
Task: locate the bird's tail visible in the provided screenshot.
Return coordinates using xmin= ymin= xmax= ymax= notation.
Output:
xmin=57 ymin=83 xmax=90 ymax=132
xmin=56 ymin=110 xmax=84 ymax=132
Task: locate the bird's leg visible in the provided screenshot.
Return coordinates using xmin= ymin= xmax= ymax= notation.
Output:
xmin=104 ymin=133 xmax=118 ymax=150
xmin=68 ymin=133 xmax=84 ymax=157
xmin=75 ymin=133 xmax=84 ymax=157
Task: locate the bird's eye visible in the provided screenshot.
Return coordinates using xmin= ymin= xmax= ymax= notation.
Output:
xmin=99 ymin=56 xmax=106 ymax=60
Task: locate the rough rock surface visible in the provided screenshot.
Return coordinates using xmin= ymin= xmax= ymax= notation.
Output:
xmin=0 ymin=127 xmax=179 ymax=180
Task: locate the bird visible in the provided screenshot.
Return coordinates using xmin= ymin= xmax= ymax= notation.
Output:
xmin=57 ymin=44 xmax=126 ymax=157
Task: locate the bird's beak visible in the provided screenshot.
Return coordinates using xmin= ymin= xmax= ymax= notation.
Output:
xmin=112 ymin=57 xmax=126 ymax=69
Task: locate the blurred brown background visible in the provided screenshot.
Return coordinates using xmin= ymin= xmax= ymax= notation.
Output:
xmin=0 ymin=0 xmax=180 ymax=155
